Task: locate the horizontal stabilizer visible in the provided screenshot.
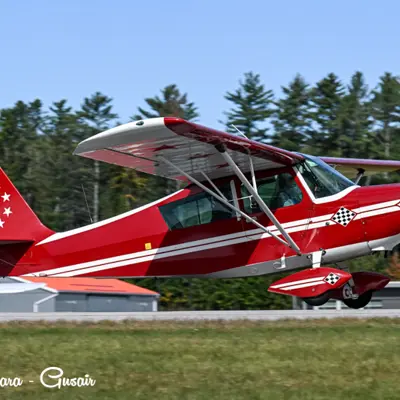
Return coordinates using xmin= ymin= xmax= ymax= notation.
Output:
xmin=268 ymin=267 xmax=352 ymax=298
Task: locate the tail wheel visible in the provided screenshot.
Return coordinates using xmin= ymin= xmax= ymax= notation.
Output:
xmin=342 ymin=290 xmax=373 ymax=309
xmin=302 ymin=291 xmax=332 ymax=307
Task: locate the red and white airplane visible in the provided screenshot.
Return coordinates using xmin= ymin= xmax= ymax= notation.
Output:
xmin=1 ymin=117 xmax=400 ymax=308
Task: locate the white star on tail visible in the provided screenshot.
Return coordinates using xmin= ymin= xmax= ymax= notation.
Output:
xmin=1 ymin=193 xmax=10 ymax=202
xmin=0 ymin=220 xmax=5 ymax=228
xmin=3 ymin=207 xmax=11 ymax=217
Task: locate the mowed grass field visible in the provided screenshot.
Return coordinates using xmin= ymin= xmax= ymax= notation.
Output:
xmin=0 ymin=319 xmax=400 ymax=399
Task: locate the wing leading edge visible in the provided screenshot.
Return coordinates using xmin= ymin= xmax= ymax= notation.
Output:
xmin=73 ymin=117 xmax=304 ymax=181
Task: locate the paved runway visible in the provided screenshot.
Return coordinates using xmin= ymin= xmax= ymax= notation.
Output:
xmin=0 ymin=309 xmax=399 ymax=322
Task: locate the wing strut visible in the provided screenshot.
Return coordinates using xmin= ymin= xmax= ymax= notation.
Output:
xmin=354 ymin=169 xmax=365 ymax=185
xmin=158 ymin=156 xmax=300 ymax=253
xmin=200 ymin=171 xmax=228 ymax=201
xmin=216 ymin=145 xmax=302 ymax=255
xmin=249 ymin=155 xmax=258 ymax=193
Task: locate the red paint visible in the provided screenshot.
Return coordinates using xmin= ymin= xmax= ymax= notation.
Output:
xmin=268 ymin=267 xmax=352 ymax=298
xmin=351 ymin=271 xmax=391 ymax=294
xmin=329 ymin=271 xmax=390 ymax=300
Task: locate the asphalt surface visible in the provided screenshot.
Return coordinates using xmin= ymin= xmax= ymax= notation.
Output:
xmin=0 ymin=309 xmax=399 ymax=321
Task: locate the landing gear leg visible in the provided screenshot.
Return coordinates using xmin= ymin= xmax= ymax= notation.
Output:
xmin=301 ymin=251 xmax=331 ymax=306
xmin=311 ymin=250 xmax=323 ymax=268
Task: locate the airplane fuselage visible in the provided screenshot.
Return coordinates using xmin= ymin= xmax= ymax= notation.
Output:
xmin=10 ymin=165 xmax=400 ymax=279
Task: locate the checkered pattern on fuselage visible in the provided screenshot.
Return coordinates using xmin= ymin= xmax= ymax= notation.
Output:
xmin=331 ymin=207 xmax=356 ymax=226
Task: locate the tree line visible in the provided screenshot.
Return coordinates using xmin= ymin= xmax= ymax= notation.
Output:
xmin=1 ymin=70 xmax=399 ymax=310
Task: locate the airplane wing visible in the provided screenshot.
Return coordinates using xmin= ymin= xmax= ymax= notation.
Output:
xmin=74 ymin=117 xmax=304 ymax=181
xmin=320 ymin=156 xmax=400 ymax=178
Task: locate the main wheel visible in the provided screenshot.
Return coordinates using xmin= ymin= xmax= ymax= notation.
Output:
xmin=342 ymin=290 xmax=373 ymax=309
xmin=302 ymin=291 xmax=331 ymax=307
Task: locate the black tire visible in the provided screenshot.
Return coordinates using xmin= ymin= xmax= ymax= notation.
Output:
xmin=342 ymin=290 xmax=373 ymax=309
xmin=302 ymin=291 xmax=332 ymax=307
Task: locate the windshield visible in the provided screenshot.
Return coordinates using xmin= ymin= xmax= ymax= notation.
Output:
xmin=297 ymin=154 xmax=355 ymax=199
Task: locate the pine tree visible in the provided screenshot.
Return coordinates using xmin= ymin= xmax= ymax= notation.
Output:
xmin=308 ymin=73 xmax=345 ymax=155
xmin=78 ymin=92 xmax=118 ymax=222
xmin=271 ymin=74 xmax=312 ymax=151
xmin=133 ymin=84 xmax=199 ymax=121
xmin=36 ymin=100 xmax=96 ymax=230
xmin=370 ymin=72 xmax=400 ymax=159
xmin=133 ymin=84 xmax=199 ymax=195
xmin=337 ymin=71 xmax=373 ymax=158
xmin=0 ymin=100 xmax=43 ymax=205
xmin=222 ymin=72 xmax=274 ymax=142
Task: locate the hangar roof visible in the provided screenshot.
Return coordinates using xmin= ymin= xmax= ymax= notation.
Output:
xmin=21 ymin=277 xmax=159 ymax=296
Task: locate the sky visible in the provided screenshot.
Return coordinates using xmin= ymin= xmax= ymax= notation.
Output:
xmin=1 ymin=0 xmax=399 ymax=129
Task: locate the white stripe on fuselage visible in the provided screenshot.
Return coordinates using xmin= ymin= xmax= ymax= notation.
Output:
xmin=353 ymin=199 xmax=399 ymax=213
xmin=28 ymin=219 xmax=329 ymax=277
xmin=354 ymin=206 xmax=400 ymax=220
xmin=24 ymin=199 xmax=400 ymax=277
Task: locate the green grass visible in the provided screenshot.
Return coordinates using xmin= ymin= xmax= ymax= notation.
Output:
xmin=0 ymin=318 xmax=399 ymax=399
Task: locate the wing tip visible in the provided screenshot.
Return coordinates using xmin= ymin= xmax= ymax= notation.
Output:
xmin=164 ymin=117 xmax=194 ymax=134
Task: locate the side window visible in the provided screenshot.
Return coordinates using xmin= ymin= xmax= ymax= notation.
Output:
xmin=159 ymin=182 xmax=235 ymax=230
xmin=240 ymin=173 xmax=302 ymax=214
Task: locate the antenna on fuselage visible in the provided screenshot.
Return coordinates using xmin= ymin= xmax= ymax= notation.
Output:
xmin=81 ymin=184 xmax=93 ymax=224
xmin=231 ymin=125 xmax=249 ymax=139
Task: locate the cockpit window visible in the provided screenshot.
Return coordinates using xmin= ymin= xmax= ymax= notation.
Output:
xmin=298 ymin=154 xmax=355 ymax=198
xmin=241 ymin=172 xmax=303 ymax=213
xmin=159 ymin=182 xmax=235 ymax=230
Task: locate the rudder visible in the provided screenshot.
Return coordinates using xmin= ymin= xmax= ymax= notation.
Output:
xmin=0 ymin=168 xmax=54 ymax=243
